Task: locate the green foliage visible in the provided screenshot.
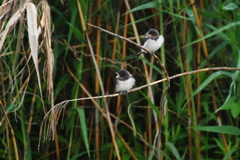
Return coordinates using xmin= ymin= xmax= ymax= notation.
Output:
xmin=192 ymin=126 xmax=240 ymax=136
xmin=76 ymin=108 xmax=90 ymax=158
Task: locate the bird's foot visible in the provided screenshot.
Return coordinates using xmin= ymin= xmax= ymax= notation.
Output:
xmin=151 ymin=52 xmax=156 ymax=56
xmin=118 ymin=91 xmax=127 ymax=95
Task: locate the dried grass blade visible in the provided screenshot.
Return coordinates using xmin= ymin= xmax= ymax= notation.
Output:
xmin=40 ymin=0 xmax=54 ymax=107
xmin=0 ymin=4 xmax=26 ymax=52
xmin=26 ymin=2 xmax=42 ymax=95
xmin=0 ymin=0 xmax=13 ymax=21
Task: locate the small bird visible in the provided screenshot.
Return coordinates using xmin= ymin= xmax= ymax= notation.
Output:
xmin=115 ymin=70 xmax=135 ymax=94
xmin=134 ymin=29 xmax=164 ymax=57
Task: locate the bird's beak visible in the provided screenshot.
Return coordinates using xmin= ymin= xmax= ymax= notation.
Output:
xmin=145 ymin=33 xmax=153 ymax=38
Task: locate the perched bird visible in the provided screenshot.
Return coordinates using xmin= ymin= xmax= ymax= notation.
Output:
xmin=115 ymin=70 xmax=135 ymax=94
xmin=134 ymin=29 xmax=164 ymax=57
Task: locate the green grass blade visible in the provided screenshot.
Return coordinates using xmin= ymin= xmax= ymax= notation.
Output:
xmin=182 ymin=71 xmax=234 ymax=112
xmin=76 ymin=108 xmax=90 ymax=158
xmin=124 ymin=1 xmax=158 ymax=14
xmin=139 ymin=56 xmax=163 ymax=74
xmin=217 ymin=50 xmax=240 ymax=113
xmin=54 ymin=74 xmax=71 ymax=99
xmin=223 ymin=148 xmax=237 ymax=160
xmin=191 ymin=71 xmax=233 ymax=98
xmin=192 ymin=126 xmax=240 ymax=136
xmin=165 ymin=142 xmax=181 ymax=160
xmin=183 ymin=21 xmax=240 ymax=48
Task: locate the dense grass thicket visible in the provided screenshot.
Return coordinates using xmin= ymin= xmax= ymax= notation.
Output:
xmin=0 ymin=0 xmax=240 ymax=159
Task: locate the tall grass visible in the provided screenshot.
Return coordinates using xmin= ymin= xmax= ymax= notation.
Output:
xmin=0 ymin=0 xmax=240 ymax=159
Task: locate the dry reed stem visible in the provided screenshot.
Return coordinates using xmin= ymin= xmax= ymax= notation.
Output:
xmin=0 ymin=101 xmax=19 ymax=160
xmin=0 ymin=57 xmax=7 ymax=106
xmin=13 ymin=0 xmax=24 ymax=69
xmin=115 ymin=130 xmax=138 ymax=160
xmin=94 ymin=4 xmax=102 ymax=156
xmin=25 ymin=86 xmax=37 ymax=159
xmin=94 ymin=0 xmax=101 ymax=94
xmin=10 ymin=61 xmax=31 ymax=112
xmin=115 ymin=9 xmax=128 ymax=129
xmin=105 ymin=12 xmax=120 ymax=93
xmin=86 ymin=33 xmax=121 ymax=159
xmin=183 ymin=7 xmax=193 ymax=160
xmin=197 ymin=1 xmax=203 ymax=159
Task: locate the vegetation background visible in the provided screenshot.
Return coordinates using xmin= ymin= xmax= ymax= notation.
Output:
xmin=0 ymin=0 xmax=240 ymax=159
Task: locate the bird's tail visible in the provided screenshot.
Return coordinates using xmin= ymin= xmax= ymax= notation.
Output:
xmin=133 ymin=50 xmax=143 ymax=57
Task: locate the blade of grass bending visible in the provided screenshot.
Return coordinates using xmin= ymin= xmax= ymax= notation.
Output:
xmin=26 ymin=2 xmax=43 ymax=98
xmin=124 ymin=1 xmax=158 ymax=14
xmin=191 ymin=126 xmax=240 ymax=136
xmin=223 ymin=148 xmax=238 ymax=160
xmin=76 ymin=108 xmax=90 ymax=158
xmin=183 ymin=21 xmax=240 ymax=48
xmin=165 ymin=142 xmax=181 ymax=160
xmin=139 ymin=57 xmax=163 ymax=74
xmin=216 ymin=50 xmax=240 ymax=113
xmin=186 ymin=71 xmax=234 ymax=108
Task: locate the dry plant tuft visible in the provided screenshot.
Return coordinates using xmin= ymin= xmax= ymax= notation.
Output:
xmin=39 ymin=0 xmax=54 ymax=109
xmin=0 ymin=1 xmax=25 ymax=52
xmin=0 ymin=0 xmax=14 ymax=27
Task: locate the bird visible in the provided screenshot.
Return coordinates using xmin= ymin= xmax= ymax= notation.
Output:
xmin=115 ymin=70 xmax=135 ymax=94
xmin=134 ymin=29 xmax=164 ymax=57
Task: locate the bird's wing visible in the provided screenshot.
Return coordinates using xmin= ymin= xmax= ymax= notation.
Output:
xmin=133 ymin=36 xmax=150 ymax=57
xmin=141 ymin=36 xmax=150 ymax=45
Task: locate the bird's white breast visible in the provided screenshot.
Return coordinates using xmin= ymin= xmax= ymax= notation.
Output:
xmin=141 ymin=35 xmax=164 ymax=53
xmin=115 ymin=77 xmax=135 ymax=92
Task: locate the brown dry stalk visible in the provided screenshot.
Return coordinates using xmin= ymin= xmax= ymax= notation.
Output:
xmin=183 ymin=7 xmax=193 ymax=160
xmin=0 ymin=101 xmax=19 ymax=160
xmin=197 ymin=1 xmax=203 ymax=159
